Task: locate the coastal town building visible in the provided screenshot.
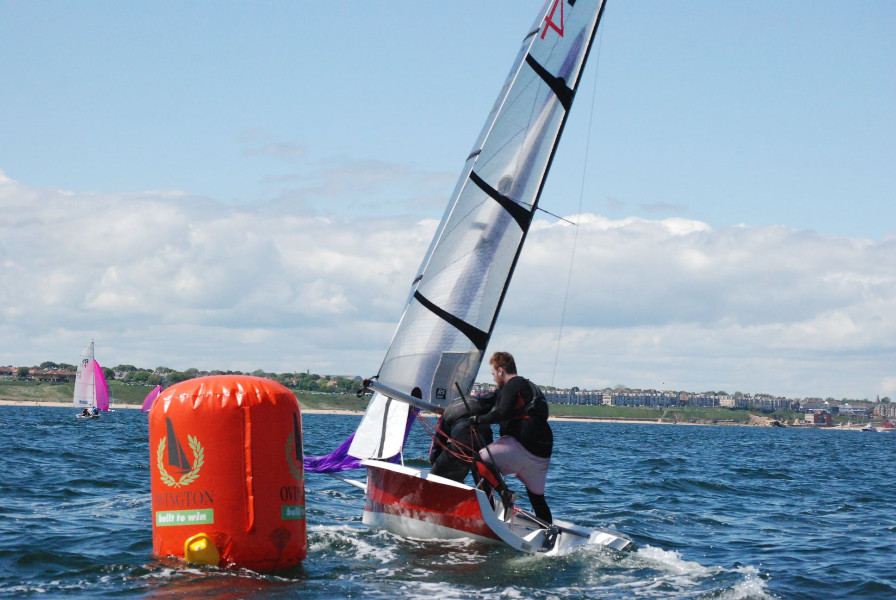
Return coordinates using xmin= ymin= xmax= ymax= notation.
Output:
xmin=468 ymin=381 xmax=875 ymax=418
xmin=877 ymin=403 xmax=896 ymax=419
xmin=0 ymin=366 xmax=76 ymax=383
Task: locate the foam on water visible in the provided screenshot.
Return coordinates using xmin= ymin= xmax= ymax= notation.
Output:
xmin=308 ymin=524 xmax=399 ymax=564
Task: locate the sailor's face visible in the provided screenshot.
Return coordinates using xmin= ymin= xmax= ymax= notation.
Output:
xmin=491 ymin=366 xmax=504 ymax=388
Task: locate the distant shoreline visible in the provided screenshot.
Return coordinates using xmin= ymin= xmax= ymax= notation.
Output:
xmin=1 ymin=399 xmax=883 ymax=431
xmin=0 ymin=399 xmax=362 ymax=416
xmin=0 ymin=400 xmax=143 ymax=409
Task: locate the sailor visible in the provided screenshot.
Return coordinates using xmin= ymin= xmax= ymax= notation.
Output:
xmin=470 ymin=351 xmax=554 ymax=524
xmin=429 ymin=394 xmax=494 ymax=483
xmin=92 ymin=407 xmax=99 ymax=416
xmin=81 ymin=408 xmax=90 ymax=417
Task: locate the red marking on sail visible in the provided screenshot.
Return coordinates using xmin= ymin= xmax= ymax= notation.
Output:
xmin=541 ymin=0 xmax=565 ymax=39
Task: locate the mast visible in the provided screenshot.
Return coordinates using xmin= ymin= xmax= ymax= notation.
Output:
xmin=378 ymin=0 xmax=604 ymax=407
xmin=313 ymin=0 xmax=609 ymax=466
xmin=373 ymin=0 xmax=607 ymax=411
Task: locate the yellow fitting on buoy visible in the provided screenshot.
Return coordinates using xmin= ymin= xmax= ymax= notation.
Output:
xmin=184 ymin=532 xmax=220 ymax=567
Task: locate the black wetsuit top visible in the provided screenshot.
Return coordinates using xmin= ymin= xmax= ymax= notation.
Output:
xmin=477 ymin=376 xmax=553 ymax=458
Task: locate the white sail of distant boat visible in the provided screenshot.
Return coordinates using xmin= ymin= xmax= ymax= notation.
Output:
xmin=306 ymin=0 xmax=632 ymax=555
xmin=73 ymin=341 xmax=110 ymax=416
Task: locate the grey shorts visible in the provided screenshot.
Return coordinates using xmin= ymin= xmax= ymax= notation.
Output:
xmin=479 ymin=435 xmax=550 ymax=495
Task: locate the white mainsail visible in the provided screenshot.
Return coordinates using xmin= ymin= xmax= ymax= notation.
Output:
xmin=348 ymin=0 xmax=607 ymax=461
xmin=73 ymin=341 xmax=96 ymax=409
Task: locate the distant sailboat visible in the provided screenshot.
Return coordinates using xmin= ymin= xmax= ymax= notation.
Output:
xmin=73 ymin=341 xmax=110 ymax=418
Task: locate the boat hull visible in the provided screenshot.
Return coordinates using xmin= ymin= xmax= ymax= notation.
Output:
xmin=363 ymin=460 xmax=500 ymax=543
xmin=362 ymin=460 xmax=633 ymax=555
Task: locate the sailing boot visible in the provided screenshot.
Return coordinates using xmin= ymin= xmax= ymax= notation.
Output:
xmin=474 ymin=460 xmax=512 ymax=508
xmin=475 ymin=462 xmax=517 ymax=508
xmin=540 ymin=525 xmax=560 ymax=552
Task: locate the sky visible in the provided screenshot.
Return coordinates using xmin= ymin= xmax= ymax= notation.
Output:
xmin=1 ymin=1 xmax=894 ymax=401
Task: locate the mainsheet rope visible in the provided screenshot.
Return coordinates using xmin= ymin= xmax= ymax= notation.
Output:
xmin=418 ymin=412 xmax=484 ymax=465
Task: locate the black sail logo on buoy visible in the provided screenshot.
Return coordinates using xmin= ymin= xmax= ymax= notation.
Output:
xmin=284 ymin=412 xmax=303 ymax=482
xmin=280 ymin=411 xmax=305 ymax=522
xmin=293 ymin=412 xmax=302 ymax=461
xmin=157 ymin=418 xmax=204 ymax=488
xmin=166 ymin=418 xmax=192 ymax=474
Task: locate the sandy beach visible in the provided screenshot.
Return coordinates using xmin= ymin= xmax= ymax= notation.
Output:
xmin=0 ymin=400 xmax=659 ymax=422
xmin=1 ymin=399 xmax=872 ymax=429
xmin=0 ymin=399 xmax=672 ymax=422
xmin=0 ymin=400 xmax=142 ymax=409
xmin=0 ymin=399 xmax=363 ymax=415
xmin=3 ymin=399 xmax=886 ymax=431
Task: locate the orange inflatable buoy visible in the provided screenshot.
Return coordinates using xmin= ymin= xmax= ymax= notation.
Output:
xmin=149 ymin=375 xmax=306 ymax=571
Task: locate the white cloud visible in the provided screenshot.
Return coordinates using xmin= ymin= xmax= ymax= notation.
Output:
xmin=1 ymin=172 xmax=893 ymax=400
xmin=489 ymin=216 xmax=896 ymax=399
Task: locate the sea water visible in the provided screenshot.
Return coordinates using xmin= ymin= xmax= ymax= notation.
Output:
xmin=0 ymin=405 xmax=893 ymax=599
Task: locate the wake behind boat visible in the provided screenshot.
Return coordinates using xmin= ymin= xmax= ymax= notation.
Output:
xmin=306 ymin=0 xmax=632 ymax=555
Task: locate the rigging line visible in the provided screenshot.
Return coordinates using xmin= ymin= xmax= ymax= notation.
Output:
xmin=514 ymin=194 xmax=577 ymax=225
xmin=550 ymin=19 xmax=605 ymax=388
xmin=420 ymin=415 xmax=479 ymax=464
xmin=535 ymin=205 xmax=576 ymax=226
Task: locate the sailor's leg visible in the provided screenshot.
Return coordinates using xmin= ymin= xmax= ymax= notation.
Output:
xmin=430 ymin=452 xmax=470 ymax=483
xmin=475 ymin=458 xmax=517 ymax=506
xmin=474 ymin=459 xmax=499 ymax=489
xmin=527 ymin=488 xmax=552 ymax=524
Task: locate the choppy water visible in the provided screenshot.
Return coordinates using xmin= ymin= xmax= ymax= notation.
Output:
xmin=0 ymin=405 xmax=894 ymax=599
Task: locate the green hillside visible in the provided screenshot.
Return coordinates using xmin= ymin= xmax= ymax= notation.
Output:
xmin=0 ymin=379 xmax=853 ymax=427
xmin=0 ymin=379 xmax=369 ymax=411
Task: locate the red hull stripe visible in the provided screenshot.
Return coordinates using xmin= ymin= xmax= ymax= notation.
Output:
xmin=366 ymin=466 xmax=500 ymax=541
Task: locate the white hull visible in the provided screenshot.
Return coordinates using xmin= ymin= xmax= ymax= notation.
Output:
xmin=362 ymin=460 xmax=633 ymax=555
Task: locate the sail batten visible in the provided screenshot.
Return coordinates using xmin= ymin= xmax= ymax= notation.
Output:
xmin=525 ymin=54 xmax=574 ymax=109
xmin=469 ymin=170 xmax=531 ymax=231
xmin=413 ymin=291 xmax=489 ymax=350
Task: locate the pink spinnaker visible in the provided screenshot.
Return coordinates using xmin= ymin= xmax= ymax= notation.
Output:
xmin=93 ymin=361 xmax=110 ymax=412
xmin=142 ymin=385 xmax=162 ymax=412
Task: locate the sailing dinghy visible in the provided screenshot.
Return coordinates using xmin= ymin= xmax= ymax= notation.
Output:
xmin=306 ymin=0 xmax=632 ymax=555
xmin=73 ymin=341 xmax=110 ymax=418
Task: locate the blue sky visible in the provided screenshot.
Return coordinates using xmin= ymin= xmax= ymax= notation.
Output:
xmin=1 ymin=1 xmax=894 ymax=400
